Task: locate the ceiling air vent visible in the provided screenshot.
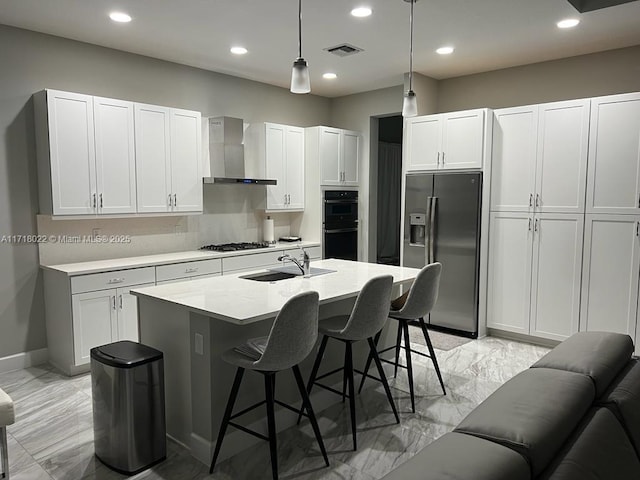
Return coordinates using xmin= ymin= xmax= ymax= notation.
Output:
xmin=324 ymin=43 xmax=364 ymax=57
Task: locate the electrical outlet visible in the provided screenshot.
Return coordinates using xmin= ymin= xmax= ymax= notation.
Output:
xmin=195 ymin=333 xmax=204 ymax=355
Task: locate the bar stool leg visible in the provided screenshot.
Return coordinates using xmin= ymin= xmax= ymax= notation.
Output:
xmin=345 ymin=341 xmax=357 ymax=451
xmin=401 ymin=321 xmax=416 ymax=413
xmin=297 ymin=336 xmax=329 ymax=425
xmin=291 ymin=365 xmax=330 ymax=467
xmin=264 ymin=372 xmax=278 ymax=480
xmin=357 ymin=330 xmax=381 ymax=393
xmin=342 ymin=345 xmax=349 ymax=403
xmin=418 ymin=318 xmax=446 ymax=395
xmin=209 ymin=367 xmax=245 ymax=474
xmin=367 ymin=337 xmax=400 ymax=424
xmin=1 ymin=426 xmax=8 ymax=480
xmin=394 ymin=322 xmax=403 ymax=378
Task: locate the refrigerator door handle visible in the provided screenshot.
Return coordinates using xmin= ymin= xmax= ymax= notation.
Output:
xmin=429 ymin=197 xmax=437 ymax=263
xmin=425 ymin=196 xmax=432 ymax=264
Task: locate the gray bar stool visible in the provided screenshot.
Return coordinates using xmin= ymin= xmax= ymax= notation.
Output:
xmin=359 ymin=263 xmax=446 ymax=413
xmin=300 ymin=275 xmax=400 ymax=451
xmin=209 ymin=291 xmax=329 ymax=480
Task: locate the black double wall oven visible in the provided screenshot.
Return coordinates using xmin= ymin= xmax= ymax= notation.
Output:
xmin=323 ymin=190 xmax=358 ymax=261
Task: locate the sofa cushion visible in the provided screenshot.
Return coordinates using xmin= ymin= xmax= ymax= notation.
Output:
xmin=380 ymin=432 xmax=531 ymax=480
xmin=538 ymin=407 xmax=640 ymax=480
xmin=454 ymin=368 xmax=594 ymax=476
xmin=531 ymin=331 xmax=633 ymax=396
xmin=599 ymin=358 xmax=640 ymax=457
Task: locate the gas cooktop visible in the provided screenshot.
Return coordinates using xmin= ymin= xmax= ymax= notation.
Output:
xmin=200 ymin=242 xmax=271 ymax=252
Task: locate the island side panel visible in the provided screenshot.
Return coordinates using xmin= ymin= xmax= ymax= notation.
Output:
xmin=137 ymin=296 xmax=192 ymax=448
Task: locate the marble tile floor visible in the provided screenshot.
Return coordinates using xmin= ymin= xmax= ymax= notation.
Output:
xmin=1 ymin=336 xmax=550 ymax=480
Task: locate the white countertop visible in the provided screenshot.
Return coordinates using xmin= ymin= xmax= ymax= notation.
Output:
xmin=40 ymin=241 xmax=320 ymax=275
xmin=132 ymin=259 xmax=421 ymax=325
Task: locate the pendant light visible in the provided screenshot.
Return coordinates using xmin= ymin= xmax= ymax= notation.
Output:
xmin=290 ymin=0 xmax=311 ymax=94
xmin=402 ymin=0 xmax=418 ymax=117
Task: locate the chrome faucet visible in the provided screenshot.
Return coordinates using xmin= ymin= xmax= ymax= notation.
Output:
xmin=278 ymin=247 xmax=310 ymax=277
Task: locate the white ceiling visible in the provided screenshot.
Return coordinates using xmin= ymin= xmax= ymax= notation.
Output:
xmin=1 ymin=0 xmax=640 ymax=98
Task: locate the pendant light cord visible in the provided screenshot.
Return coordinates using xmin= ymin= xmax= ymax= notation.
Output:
xmin=298 ymin=0 xmax=303 ymax=59
xmin=409 ymin=0 xmax=414 ymax=91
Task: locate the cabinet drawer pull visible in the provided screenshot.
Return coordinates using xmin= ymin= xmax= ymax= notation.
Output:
xmin=107 ymin=278 xmax=125 ymax=284
xmin=185 ymin=267 xmax=199 ymax=273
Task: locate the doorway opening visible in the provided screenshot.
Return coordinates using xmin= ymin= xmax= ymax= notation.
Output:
xmin=376 ymin=115 xmax=403 ymax=265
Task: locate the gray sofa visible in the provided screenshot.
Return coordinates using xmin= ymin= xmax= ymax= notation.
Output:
xmin=382 ymin=332 xmax=640 ymax=480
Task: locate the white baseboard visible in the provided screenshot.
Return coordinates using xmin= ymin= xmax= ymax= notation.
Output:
xmin=0 ymin=348 xmax=49 ymax=374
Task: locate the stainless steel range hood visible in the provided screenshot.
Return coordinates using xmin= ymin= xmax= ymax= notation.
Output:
xmin=203 ymin=116 xmax=277 ymax=185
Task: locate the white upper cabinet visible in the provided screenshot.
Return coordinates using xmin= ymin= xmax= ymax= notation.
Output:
xmin=580 ymin=214 xmax=640 ymax=337
xmin=169 ymin=109 xmax=202 ymax=212
xmin=535 ymin=100 xmax=590 ymax=213
xmin=94 ymin=96 xmax=137 ymax=214
xmin=314 ymin=127 xmax=360 ymax=186
xmin=248 ymin=123 xmax=305 ymax=211
xmin=135 ymin=103 xmax=202 ymax=213
xmin=586 ymin=93 xmax=640 ymax=214
xmin=491 ymin=100 xmax=589 ymax=213
xmin=135 ymin=104 xmax=172 ymax=213
xmin=36 ymin=90 xmax=137 ymax=216
xmin=34 ymin=89 xmax=201 ymax=216
xmin=491 ymin=106 xmax=539 ymax=212
xmin=405 ymin=109 xmax=486 ymax=172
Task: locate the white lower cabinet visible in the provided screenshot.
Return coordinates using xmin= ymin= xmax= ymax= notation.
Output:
xmin=71 ymin=283 xmax=153 ymax=364
xmin=487 ymin=212 xmax=584 ymax=341
xmin=580 ymin=214 xmax=640 ymax=338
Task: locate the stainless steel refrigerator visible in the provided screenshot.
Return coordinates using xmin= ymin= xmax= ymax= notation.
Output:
xmin=403 ymin=172 xmax=482 ymax=337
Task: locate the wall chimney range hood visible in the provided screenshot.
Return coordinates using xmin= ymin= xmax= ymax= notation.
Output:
xmin=566 ymin=0 xmax=637 ymax=12
xmin=203 ymin=116 xmax=277 ymax=185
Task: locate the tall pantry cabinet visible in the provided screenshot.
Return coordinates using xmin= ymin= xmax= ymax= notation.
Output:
xmin=487 ymin=99 xmax=590 ymax=341
xmin=580 ymin=93 xmax=640 ymax=346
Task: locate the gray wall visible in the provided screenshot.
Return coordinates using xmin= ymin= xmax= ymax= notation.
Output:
xmin=438 ymin=45 xmax=640 ymax=112
xmin=0 ymin=24 xmax=331 ymax=359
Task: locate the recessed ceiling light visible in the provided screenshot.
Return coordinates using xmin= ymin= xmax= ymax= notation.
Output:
xmin=557 ymin=18 xmax=580 ymax=29
xmin=109 ymin=11 xmax=132 ymax=23
xmin=351 ymin=7 xmax=372 ymax=17
xmin=323 ymin=73 xmax=337 ymax=80
xmin=230 ymin=46 xmax=248 ymax=55
xmin=436 ymin=46 xmax=454 ymax=55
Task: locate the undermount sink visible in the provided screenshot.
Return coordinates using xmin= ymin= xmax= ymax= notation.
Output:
xmin=240 ymin=271 xmax=298 ymax=282
xmin=240 ymin=266 xmax=337 ymax=282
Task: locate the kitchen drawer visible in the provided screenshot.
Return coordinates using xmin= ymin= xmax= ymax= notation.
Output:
xmin=71 ymin=267 xmax=156 ymax=294
xmin=156 ymin=259 xmax=222 ymax=282
xmin=222 ymin=250 xmax=285 ymax=273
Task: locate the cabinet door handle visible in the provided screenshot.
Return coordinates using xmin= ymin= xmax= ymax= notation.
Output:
xmin=99 ymin=193 xmax=103 ymax=209
xmin=112 ymin=296 xmax=117 ymax=310
xmin=119 ymin=294 xmax=123 ymax=309
xmin=441 ymin=152 xmax=445 ymax=164
xmin=534 ymin=218 xmax=539 ymax=233
xmin=92 ymin=193 xmax=97 ymax=209
xmin=528 ymin=218 xmax=532 ymax=231
xmin=174 ymin=194 xmax=177 ymax=207
xmin=637 ymin=194 xmax=640 ymax=209
xmin=168 ymin=194 xmax=173 ymax=207
xmin=529 ymin=194 xmax=533 ymax=208
xmin=535 ymin=194 xmax=540 ymax=208
xmin=437 ymin=152 xmax=440 ymax=165
xmin=637 ymin=222 xmax=640 ymax=237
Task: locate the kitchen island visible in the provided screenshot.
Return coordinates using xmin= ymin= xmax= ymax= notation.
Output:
xmin=132 ymin=259 xmax=421 ymax=464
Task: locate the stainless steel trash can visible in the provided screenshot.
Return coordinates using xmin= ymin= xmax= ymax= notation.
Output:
xmin=91 ymin=341 xmax=166 ymax=475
